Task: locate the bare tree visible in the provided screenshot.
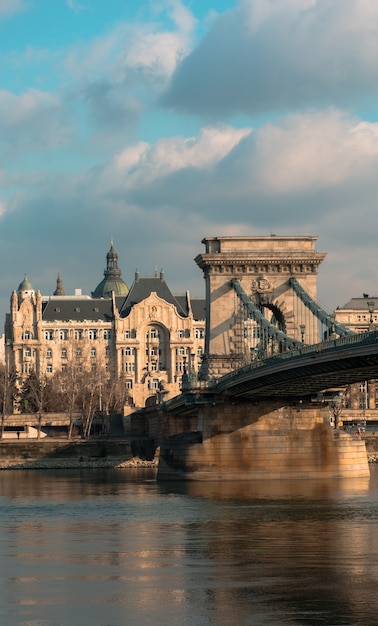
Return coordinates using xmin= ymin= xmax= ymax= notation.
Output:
xmin=0 ymin=364 xmax=17 ymax=439
xmin=329 ymin=392 xmax=345 ymax=430
xmin=20 ymin=370 xmax=52 ymax=439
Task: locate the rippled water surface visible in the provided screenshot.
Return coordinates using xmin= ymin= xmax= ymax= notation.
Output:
xmin=1 ymin=467 xmax=378 ymax=626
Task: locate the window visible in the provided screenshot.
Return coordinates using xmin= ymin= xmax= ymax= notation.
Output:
xmin=91 ymin=363 xmax=97 ymax=372
xmin=44 ymin=330 xmax=54 ymax=341
xmin=197 ymin=347 xmax=203 ymax=357
xmin=46 ymin=364 xmax=53 ymax=374
xmin=61 ymin=364 xmax=67 ymax=372
xmin=149 ymin=378 xmax=160 ymax=390
xmin=253 ymin=327 xmax=260 ymax=339
xmin=176 ymin=362 xmax=184 ymax=372
xmin=46 ymin=348 xmax=52 ymax=358
xmin=122 ymin=362 xmax=135 ymax=373
xmin=103 ymin=330 xmax=111 ymax=340
xmin=125 ymin=379 xmax=133 ymax=389
xmin=22 ymin=363 xmax=32 ymax=374
xmin=195 ymin=328 xmax=205 ymax=339
xmin=22 ymin=330 xmax=32 ymax=340
xmin=123 ymin=347 xmax=132 ymax=356
xmin=151 ymin=347 xmax=158 ymax=356
xmin=74 ymin=329 xmax=83 ymax=340
xmin=24 ymin=347 xmax=32 ymax=358
xmin=90 ymin=348 xmax=96 ymax=358
xmin=178 ymin=330 xmax=185 ymax=338
xmin=146 ymin=328 xmax=159 ymax=339
xmin=151 ymin=362 xmax=158 ymax=371
xmin=124 ymin=330 xmax=131 ymax=339
xmin=61 ymin=349 xmax=67 ymax=359
xmin=59 ymin=330 xmax=68 ymax=341
xmin=178 ymin=347 xmax=185 ymax=356
xmin=88 ymin=329 xmax=98 ymax=340
xmin=76 ymin=348 xmax=82 ymax=358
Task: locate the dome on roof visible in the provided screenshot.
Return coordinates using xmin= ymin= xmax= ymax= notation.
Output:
xmin=18 ymin=275 xmax=34 ymax=292
xmin=93 ymin=277 xmax=129 ymax=298
xmin=92 ymin=242 xmax=129 ymax=298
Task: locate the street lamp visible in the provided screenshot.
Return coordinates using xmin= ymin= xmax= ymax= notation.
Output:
xmin=367 ymin=301 xmax=375 ymax=331
xmin=299 ymin=324 xmax=306 ymax=344
xmin=329 ymin=313 xmax=336 ymax=340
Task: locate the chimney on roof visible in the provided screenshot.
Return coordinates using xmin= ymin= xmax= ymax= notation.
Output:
xmin=160 ymin=269 xmax=164 ymax=282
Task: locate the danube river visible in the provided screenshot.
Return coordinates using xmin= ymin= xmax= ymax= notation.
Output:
xmin=1 ymin=467 xmax=378 ymax=626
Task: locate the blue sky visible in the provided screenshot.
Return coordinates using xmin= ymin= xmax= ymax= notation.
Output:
xmin=1 ymin=0 xmax=378 ymax=324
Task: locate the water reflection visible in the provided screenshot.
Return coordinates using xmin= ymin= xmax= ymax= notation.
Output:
xmin=0 ymin=468 xmax=378 ymax=625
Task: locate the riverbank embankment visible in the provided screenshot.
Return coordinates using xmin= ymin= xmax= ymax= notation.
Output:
xmin=0 ymin=438 xmax=158 ymax=470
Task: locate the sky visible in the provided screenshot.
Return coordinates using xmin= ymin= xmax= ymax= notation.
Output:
xmin=1 ymin=0 xmax=378 ymax=326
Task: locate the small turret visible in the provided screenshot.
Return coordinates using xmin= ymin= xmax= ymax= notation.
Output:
xmin=53 ymin=270 xmax=66 ymax=296
xmin=17 ymin=275 xmax=35 ymax=303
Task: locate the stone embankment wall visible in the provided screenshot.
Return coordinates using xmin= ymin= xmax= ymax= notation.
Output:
xmin=0 ymin=438 xmax=158 ymax=470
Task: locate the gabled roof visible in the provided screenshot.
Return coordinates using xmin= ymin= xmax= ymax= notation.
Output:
xmin=119 ymin=276 xmax=187 ymax=318
xmin=42 ymin=296 xmax=113 ymax=322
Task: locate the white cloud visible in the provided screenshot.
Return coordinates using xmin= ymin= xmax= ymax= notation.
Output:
xmin=0 ymin=89 xmax=72 ymax=158
xmin=66 ymin=0 xmax=87 ymax=14
xmin=0 ymin=0 xmax=25 ymax=17
xmin=102 ymin=110 xmax=378 ymax=212
xmin=87 ymin=125 xmax=251 ymax=193
xmin=163 ymin=0 xmax=378 ymax=117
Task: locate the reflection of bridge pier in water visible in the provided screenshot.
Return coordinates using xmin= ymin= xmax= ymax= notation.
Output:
xmin=157 ymin=235 xmax=377 ymax=481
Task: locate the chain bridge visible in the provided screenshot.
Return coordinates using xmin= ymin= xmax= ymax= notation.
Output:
xmin=157 ymin=236 xmax=375 ymax=482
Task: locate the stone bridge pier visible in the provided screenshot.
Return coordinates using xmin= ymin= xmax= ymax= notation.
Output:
xmin=157 ymin=400 xmax=369 ymax=481
xmin=195 ymin=235 xmax=326 ymax=379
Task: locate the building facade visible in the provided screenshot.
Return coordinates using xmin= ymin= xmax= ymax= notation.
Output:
xmin=334 ymin=294 xmax=378 ymax=418
xmin=4 ymin=244 xmax=205 ymax=410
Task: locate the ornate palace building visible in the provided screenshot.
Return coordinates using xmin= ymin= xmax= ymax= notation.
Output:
xmin=4 ymin=243 xmax=205 ymax=409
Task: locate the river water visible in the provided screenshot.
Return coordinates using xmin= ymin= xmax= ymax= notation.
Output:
xmin=1 ymin=467 xmax=378 ymax=626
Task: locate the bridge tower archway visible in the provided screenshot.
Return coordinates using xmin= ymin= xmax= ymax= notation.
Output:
xmin=195 ymin=235 xmax=326 ymax=379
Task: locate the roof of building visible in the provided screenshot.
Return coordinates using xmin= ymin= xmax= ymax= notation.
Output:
xmin=175 ymin=295 xmax=206 ymax=320
xmin=42 ymin=297 xmax=113 ymax=322
xmin=119 ymin=272 xmax=188 ymax=318
xmin=339 ymin=296 xmax=378 ymax=310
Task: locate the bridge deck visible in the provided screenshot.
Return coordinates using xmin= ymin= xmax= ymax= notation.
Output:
xmin=215 ymin=330 xmax=378 ymax=398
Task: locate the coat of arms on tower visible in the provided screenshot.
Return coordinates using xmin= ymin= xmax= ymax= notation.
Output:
xmin=252 ymin=275 xmax=272 ymax=305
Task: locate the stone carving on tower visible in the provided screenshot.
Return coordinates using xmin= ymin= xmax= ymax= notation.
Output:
xmin=251 ymin=275 xmax=273 ymax=306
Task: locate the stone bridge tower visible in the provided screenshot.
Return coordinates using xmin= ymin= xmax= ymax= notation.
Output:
xmin=195 ymin=235 xmax=326 ymax=379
